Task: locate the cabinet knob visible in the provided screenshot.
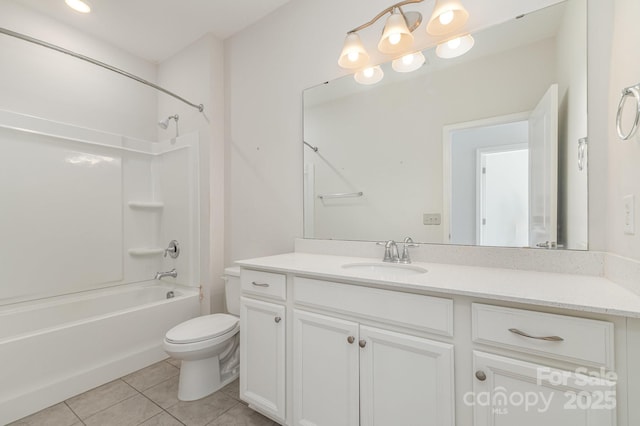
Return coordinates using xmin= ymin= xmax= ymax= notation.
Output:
xmin=359 ymin=339 xmax=367 ymax=348
xmin=347 ymin=336 xmax=355 ymax=344
xmin=274 ymin=316 xmax=282 ymax=323
xmin=475 ymin=370 xmax=487 ymax=381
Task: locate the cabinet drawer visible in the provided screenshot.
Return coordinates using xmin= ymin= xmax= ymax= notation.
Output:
xmin=294 ymin=277 xmax=453 ymax=336
xmin=472 ymin=303 xmax=614 ymax=368
xmin=241 ymin=269 xmax=286 ymax=301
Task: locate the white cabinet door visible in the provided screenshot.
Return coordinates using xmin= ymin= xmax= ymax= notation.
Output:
xmin=240 ymin=297 xmax=286 ymax=423
xmin=359 ymin=325 xmax=455 ymax=426
xmin=293 ymin=310 xmax=359 ymax=426
xmin=472 ymin=351 xmax=616 ymax=426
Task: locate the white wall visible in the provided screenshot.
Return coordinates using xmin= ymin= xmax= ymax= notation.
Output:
xmin=0 ymin=1 xmax=157 ymax=139
xmin=606 ymin=0 xmax=640 ymax=259
xmin=225 ymin=0 xmax=567 ymax=262
xmin=158 ymin=34 xmax=226 ymax=313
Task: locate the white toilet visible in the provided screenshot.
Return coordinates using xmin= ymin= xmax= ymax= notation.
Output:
xmin=163 ymin=267 xmax=241 ymax=401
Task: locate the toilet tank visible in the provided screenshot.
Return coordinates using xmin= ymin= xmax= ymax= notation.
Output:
xmin=224 ymin=266 xmax=241 ymax=316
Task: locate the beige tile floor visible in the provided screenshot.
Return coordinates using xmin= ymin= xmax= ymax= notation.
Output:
xmin=10 ymin=359 xmax=279 ymax=426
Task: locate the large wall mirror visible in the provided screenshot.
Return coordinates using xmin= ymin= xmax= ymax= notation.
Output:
xmin=303 ymin=0 xmax=587 ymax=250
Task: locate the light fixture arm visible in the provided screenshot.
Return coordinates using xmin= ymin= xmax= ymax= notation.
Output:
xmin=347 ymin=0 xmax=424 ymax=33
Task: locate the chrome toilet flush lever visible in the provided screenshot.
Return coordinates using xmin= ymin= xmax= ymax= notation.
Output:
xmin=164 ymin=240 xmax=180 ymax=258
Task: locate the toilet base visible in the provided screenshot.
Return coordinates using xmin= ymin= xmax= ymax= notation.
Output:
xmin=176 ymin=356 xmax=240 ymax=401
xmin=178 ymin=356 xmax=221 ymax=401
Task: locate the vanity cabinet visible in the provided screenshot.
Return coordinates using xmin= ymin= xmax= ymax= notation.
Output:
xmin=292 ymin=274 xmax=456 ymax=426
xmin=293 ymin=309 xmax=455 ymax=426
xmin=238 ymin=258 xmax=630 ymax=426
xmin=239 ymin=268 xmax=287 ymax=423
xmin=472 ymin=351 xmax=616 ymax=426
xmin=471 ymin=304 xmax=616 ymax=426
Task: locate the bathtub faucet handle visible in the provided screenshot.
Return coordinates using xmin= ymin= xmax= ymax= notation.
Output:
xmin=164 ymin=240 xmax=180 ymax=258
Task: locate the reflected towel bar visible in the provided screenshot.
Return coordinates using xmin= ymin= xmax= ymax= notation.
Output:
xmin=318 ymin=191 xmax=363 ymax=200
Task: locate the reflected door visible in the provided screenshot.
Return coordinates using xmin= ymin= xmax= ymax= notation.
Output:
xmin=478 ymin=146 xmax=529 ymax=247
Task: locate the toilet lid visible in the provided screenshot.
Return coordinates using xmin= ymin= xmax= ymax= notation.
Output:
xmin=165 ymin=314 xmax=239 ymax=344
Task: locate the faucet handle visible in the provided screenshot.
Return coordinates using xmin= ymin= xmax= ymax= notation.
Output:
xmin=164 ymin=240 xmax=180 ymax=258
xmin=403 ymin=237 xmax=419 ymax=247
xmin=400 ymin=237 xmax=419 ymax=264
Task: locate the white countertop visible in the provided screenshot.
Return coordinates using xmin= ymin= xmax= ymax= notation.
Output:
xmin=236 ymin=252 xmax=640 ymax=318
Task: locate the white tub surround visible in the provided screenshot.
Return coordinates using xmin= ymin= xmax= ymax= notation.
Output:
xmin=0 ymin=111 xmax=203 ymax=423
xmin=0 ymin=282 xmax=199 ymax=425
xmin=236 ymin=252 xmax=640 ymax=426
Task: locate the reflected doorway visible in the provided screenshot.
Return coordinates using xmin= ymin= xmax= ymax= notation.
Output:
xmin=477 ymin=145 xmax=529 ymax=247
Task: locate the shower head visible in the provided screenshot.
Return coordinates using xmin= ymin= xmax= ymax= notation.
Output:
xmin=158 ymin=114 xmax=179 ymax=129
xmin=158 ymin=114 xmax=179 ymax=137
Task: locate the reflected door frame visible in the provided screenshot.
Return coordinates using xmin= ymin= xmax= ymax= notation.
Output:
xmin=442 ymin=111 xmax=530 ymax=244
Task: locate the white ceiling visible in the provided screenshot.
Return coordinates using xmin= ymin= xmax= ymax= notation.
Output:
xmin=15 ymin=0 xmax=296 ymax=63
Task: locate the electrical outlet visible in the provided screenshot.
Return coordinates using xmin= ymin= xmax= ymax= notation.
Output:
xmin=624 ymin=194 xmax=635 ymax=235
xmin=423 ymin=213 xmax=441 ymax=225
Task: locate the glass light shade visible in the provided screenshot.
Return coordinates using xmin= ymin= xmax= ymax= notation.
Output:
xmin=354 ymin=66 xmax=384 ymax=85
xmin=392 ymin=51 xmax=426 ymax=73
xmin=435 ymin=34 xmax=474 ymax=58
xmin=426 ymin=0 xmax=469 ymax=36
xmin=377 ymin=9 xmax=414 ymax=54
xmin=338 ymin=32 xmax=370 ymax=69
xmin=65 ymin=0 xmax=91 ymax=13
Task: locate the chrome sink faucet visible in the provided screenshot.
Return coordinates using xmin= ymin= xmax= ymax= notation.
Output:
xmin=155 ymin=268 xmax=177 ymax=280
xmin=378 ymin=237 xmax=419 ymax=263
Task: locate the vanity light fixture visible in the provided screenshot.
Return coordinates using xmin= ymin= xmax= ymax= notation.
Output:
xmin=378 ymin=8 xmax=415 ymax=54
xmin=392 ymin=51 xmax=426 ymax=72
xmin=338 ymin=0 xmax=424 ymax=70
xmin=65 ymin=0 xmax=91 ymax=14
xmin=426 ymin=0 xmax=469 ymax=36
xmin=354 ymin=66 xmax=384 ymax=85
xmin=338 ymin=32 xmax=370 ymax=69
xmin=435 ymin=34 xmax=474 ymax=58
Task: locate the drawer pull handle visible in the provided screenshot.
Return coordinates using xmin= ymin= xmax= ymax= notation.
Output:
xmin=359 ymin=339 xmax=367 ymax=348
xmin=274 ymin=316 xmax=282 ymax=323
xmin=508 ymin=328 xmax=564 ymax=342
xmin=347 ymin=336 xmax=355 ymax=344
xmin=475 ymin=370 xmax=487 ymax=381
xmin=251 ymin=281 xmax=270 ymax=287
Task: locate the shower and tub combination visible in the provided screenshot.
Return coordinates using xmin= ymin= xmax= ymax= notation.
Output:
xmin=0 ymin=109 xmax=202 ymax=424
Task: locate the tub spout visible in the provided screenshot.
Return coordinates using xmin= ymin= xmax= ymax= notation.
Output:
xmin=155 ymin=268 xmax=177 ymax=280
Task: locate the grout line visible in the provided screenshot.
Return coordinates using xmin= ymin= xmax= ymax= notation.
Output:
xmin=63 ymin=401 xmax=83 ymax=424
xmin=81 ymin=392 xmax=141 ymax=423
xmin=134 ymin=394 xmax=166 ymax=426
xmin=202 ymin=401 xmax=242 ymax=426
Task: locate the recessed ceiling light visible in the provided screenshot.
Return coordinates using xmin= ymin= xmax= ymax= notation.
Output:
xmin=65 ymin=0 xmax=91 ymax=14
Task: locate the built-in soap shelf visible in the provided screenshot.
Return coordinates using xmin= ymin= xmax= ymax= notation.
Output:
xmin=128 ymin=248 xmax=164 ymax=257
xmin=127 ymin=201 xmax=164 ymax=210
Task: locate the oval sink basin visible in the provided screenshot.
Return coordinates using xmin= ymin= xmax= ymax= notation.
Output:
xmin=341 ymin=262 xmax=427 ymax=276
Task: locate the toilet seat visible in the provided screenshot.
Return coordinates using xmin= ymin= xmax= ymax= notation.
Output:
xmin=165 ymin=314 xmax=239 ymax=344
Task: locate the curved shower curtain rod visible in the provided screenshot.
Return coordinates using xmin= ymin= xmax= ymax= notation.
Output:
xmin=0 ymin=27 xmax=205 ymax=113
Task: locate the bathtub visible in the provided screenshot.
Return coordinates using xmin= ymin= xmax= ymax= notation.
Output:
xmin=0 ymin=281 xmax=200 ymax=424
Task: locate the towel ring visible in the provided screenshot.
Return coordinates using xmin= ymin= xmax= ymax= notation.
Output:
xmin=616 ymin=85 xmax=640 ymax=140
